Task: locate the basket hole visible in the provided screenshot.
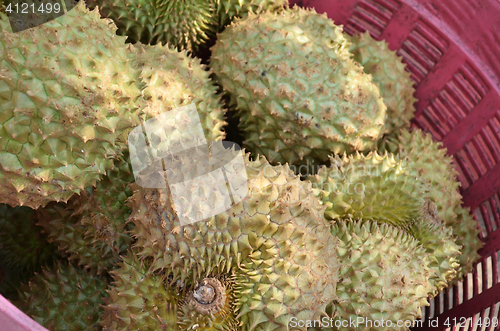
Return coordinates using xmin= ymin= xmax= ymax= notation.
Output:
xmin=472 ymin=313 xmax=481 ymax=331
xmin=454 ymin=279 xmax=463 ymax=306
xmin=344 ymin=0 xmax=399 ymax=38
xmin=491 ymin=303 xmax=500 ymax=331
xmin=455 ymin=149 xmax=480 ymax=190
xmin=475 ymin=132 xmax=497 ymax=171
xmin=496 ymin=250 xmax=500 ymax=284
xmin=438 ymin=290 xmax=445 ymax=315
xmin=485 ymin=202 xmax=498 ymax=232
xmin=483 ymin=124 xmax=500 ymax=165
xmin=486 ymin=255 xmax=494 ymax=291
xmin=418 ymin=108 xmax=446 ymax=140
xmin=465 ymin=141 xmax=489 ymax=177
xmin=475 ymin=207 xmax=489 ymax=238
xmin=480 ymin=307 xmax=491 ymax=331
xmin=477 ymin=261 xmax=483 ymax=295
xmin=467 ymin=271 xmax=474 ymax=301
xmin=428 ymin=295 xmax=436 ymax=319
xmin=397 ymin=20 xmax=447 ymax=86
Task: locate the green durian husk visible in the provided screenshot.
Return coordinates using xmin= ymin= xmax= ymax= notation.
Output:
xmin=0 ymin=204 xmax=59 ymax=277
xmin=408 ymin=200 xmax=461 ymax=296
xmin=17 ymin=261 xmax=109 ymax=331
xmin=36 ymin=40 xmax=229 ymax=275
xmin=101 ymin=252 xmax=180 ymax=331
xmin=385 ymin=129 xmax=484 ymax=280
xmin=347 ymin=31 xmax=417 ymax=135
xmin=330 ymin=220 xmax=434 ymax=331
xmin=0 ymin=1 xmax=142 ymax=209
xmin=0 ymin=260 xmax=27 ymax=301
xmin=36 ymin=155 xmax=134 ymax=275
xmin=86 ymin=0 xmax=288 ymax=52
xmin=309 ymin=151 xmax=430 ymax=227
xmin=452 ymin=205 xmax=483 ymax=281
xmin=210 ymin=6 xmax=386 ymax=167
xmin=122 ymin=153 xmax=339 ymax=331
xmin=127 ymin=42 xmax=227 ymax=142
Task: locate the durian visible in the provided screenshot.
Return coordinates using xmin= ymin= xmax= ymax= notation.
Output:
xmin=36 ymin=155 xmax=134 ymax=275
xmin=101 ymin=252 xmax=239 ymax=331
xmin=17 ymin=261 xmax=109 ymax=331
xmin=0 ymin=204 xmax=59 ymax=277
xmin=452 ymin=205 xmax=483 ymax=280
xmin=347 ymin=31 xmax=416 ymax=134
xmin=85 ymin=0 xmax=288 ymax=52
xmin=408 ymin=200 xmax=460 ymax=295
xmin=127 ymin=42 xmax=227 ymax=142
xmin=385 ymin=129 xmax=483 ymax=278
xmin=0 ymin=1 xmax=142 ymax=208
xmin=104 ymin=153 xmax=339 ymax=330
xmin=331 ymin=220 xmax=433 ymax=330
xmin=0 ymin=259 xmax=24 ymax=301
xmin=309 ymin=151 xmax=429 ymax=226
xmin=210 ymin=6 xmax=387 ymax=166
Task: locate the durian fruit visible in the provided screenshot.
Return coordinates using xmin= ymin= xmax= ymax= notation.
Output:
xmin=453 ymin=205 xmax=483 ymax=280
xmin=102 ymin=252 xmax=240 ymax=331
xmin=85 ymin=0 xmax=288 ymax=52
xmin=408 ymin=200 xmax=460 ymax=296
xmin=386 ymin=129 xmax=483 ymax=278
xmin=36 ymin=155 xmax=135 ymax=275
xmin=210 ymin=7 xmax=387 ymax=167
xmin=128 ymin=42 xmax=227 ymax=142
xmin=0 ymin=259 xmax=24 ymax=301
xmin=86 ymin=0 xmax=216 ymax=51
xmin=347 ymin=31 xmax=416 ymax=134
xmin=309 ymin=151 xmax=429 ymax=226
xmin=0 ymin=1 xmax=142 ymax=208
xmin=17 ymin=261 xmax=109 ymax=331
xmin=106 ymin=153 xmax=339 ymax=330
xmin=101 ymin=253 xmax=180 ymax=330
xmin=331 ymin=220 xmax=434 ymax=330
xmin=0 ymin=204 xmax=59 ymax=276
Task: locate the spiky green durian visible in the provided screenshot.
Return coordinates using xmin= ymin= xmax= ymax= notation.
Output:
xmin=17 ymin=261 xmax=109 ymax=331
xmin=331 ymin=220 xmax=433 ymax=330
xmin=216 ymin=0 xmax=287 ymax=29
xmin=85 ymin=0 xmax=288 ymax=52
xmin=452 ymin=205 xmax=483 ymax=280
xmin=0 ymin=2 xmax=142 ymax=209
xmin=384 ymin=129 xmax=461 ymax=222
xmin=37 ymin=155 xmax=134 ymax=275
xmin=309 ymin=151 xmax=429 ymax=226
xmin=347 ymin=31 xmax=416 ymax=134
xmin=86 ymin=0 xmax=216 ymax=51
xmin=210 ymin=6 xmax=386 ymax=166
xmin=386 ymin=129 xmax=483 ymax=277
xmin=101 ymin=252 xmax=240 ymax=331
xmin=0 ymin=204 xmax=59 ymax=276
xmin=127 ymin=42 xmax=226 ymax=142
xmin=108 ymin=153 xmax=339 ymax=330
xmin=408 ymin=200 xmax=460 ymax=295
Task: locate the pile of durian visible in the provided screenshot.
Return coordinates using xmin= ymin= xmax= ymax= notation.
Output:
xmin=0 ymin=1 xmax=484 ymax=330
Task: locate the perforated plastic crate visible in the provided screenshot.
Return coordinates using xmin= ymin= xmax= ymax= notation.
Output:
xmin=288 ymin=0 xmax=500 ymax=329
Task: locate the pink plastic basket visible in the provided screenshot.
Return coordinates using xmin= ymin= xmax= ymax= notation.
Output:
xmin=288 ymin=0 xmax=500 ymax=329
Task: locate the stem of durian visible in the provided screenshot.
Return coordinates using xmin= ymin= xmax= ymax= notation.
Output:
xmin=188 ymin=278 xmax=227 ymax=315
